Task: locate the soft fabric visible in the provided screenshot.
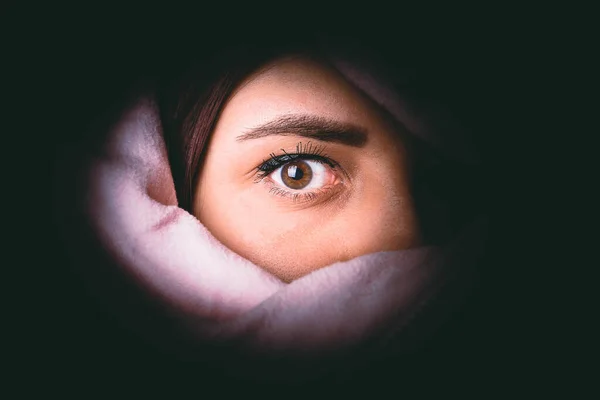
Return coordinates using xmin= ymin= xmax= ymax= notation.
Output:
xmin=72 ymin=50 xmax=487 ymax=382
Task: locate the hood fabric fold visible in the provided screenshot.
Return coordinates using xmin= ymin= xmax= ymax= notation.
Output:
xmin=64 ymin=43 xmax=488 ymax=384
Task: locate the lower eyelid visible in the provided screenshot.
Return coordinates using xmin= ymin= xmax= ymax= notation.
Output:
xmin=269 ymin=186 xmax=319 ymax=202
xmin=264 ymin=179 xmax=345 ymax=206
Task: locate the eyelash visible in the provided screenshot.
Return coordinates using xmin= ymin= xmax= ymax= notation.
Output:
xmin=254 ymin=142 xmax=341 ymax=202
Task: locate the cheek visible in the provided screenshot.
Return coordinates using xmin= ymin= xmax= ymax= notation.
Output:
xmin=217 ymin=200 xmax=338 ymax=280
xmin=197 ymin=181 xmax=344 ymax=281
xmin=201 ymin=186 xmax=419 ymax=283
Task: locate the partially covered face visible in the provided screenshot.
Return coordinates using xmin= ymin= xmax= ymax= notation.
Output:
xmin=195 ymin=55 xmax=421 ymax=282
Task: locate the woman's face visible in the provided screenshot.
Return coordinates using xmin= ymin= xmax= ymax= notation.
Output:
xmin=195 ymin=55 xmax=421 ymax=282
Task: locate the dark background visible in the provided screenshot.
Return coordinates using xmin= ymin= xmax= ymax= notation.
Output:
xmin=11 ymin=8 xmax=569 ymax=396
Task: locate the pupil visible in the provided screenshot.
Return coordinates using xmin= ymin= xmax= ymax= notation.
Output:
xmin=287 ymin=165 xmax=303 ymax=180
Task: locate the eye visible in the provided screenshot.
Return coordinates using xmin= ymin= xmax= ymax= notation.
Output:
xmin=269 ymin=159 xmax=334 ymax=191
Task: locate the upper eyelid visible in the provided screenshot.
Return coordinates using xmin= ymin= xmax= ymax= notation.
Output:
xmin=256 ymin=153 xmax=337 ymax=178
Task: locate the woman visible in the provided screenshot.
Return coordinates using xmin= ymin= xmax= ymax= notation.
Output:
xmin=161 ymin=46 xmax=420 ymax=282
xmin=60 ymin=34 xmax=487 ymax=386
xmin=159 ymin=40 xmax=480 ymax=282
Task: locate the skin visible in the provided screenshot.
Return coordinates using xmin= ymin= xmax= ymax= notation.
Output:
xmin=195 ymin=55 xmax=421 ymax=282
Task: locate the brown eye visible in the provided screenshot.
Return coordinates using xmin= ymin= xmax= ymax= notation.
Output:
xmin=281 ymin=160 xmax=313 ymax=189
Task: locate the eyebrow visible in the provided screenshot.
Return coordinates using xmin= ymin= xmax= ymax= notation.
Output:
xmin=236 ymin=114 xmax=368 ymax=147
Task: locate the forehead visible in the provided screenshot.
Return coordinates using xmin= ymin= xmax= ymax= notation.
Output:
xmin=219 ymin=55 xmax=374 ymax=127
